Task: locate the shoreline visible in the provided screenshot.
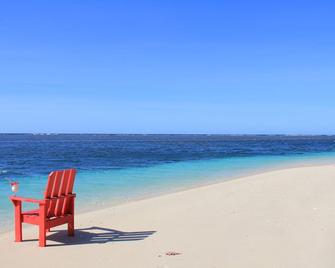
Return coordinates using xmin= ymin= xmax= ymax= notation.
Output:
xmin=1 ymin=159 xmax=334 ymax=235
xmin=47 ymin=158 xmax=335 ymax=217
xmin=69 ymin=162 xmax=335 ymax=219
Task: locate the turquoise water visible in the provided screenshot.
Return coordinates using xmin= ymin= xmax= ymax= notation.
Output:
xmin=1 ymin=151 xmax=334 ymax=232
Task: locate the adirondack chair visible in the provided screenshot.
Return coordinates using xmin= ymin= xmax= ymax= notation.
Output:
xmin=10 ymin=169 xmax=76 ymax=247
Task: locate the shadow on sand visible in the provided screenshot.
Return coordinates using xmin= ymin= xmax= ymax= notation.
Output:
xmin=25 ymin=226 xmax=156 ymax=247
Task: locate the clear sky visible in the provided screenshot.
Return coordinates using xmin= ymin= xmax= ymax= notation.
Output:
xmin=0 ymin=1 xmax=334 ymax=134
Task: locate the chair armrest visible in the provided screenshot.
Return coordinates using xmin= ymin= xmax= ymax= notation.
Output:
xmin=10 ymin=196 xmax=46 ymax=204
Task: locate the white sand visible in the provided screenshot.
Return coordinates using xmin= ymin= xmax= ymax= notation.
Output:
xmin=1 ymin=164 xmax=335 ymax=268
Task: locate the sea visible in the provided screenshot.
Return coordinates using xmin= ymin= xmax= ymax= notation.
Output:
xmin=0 ymin=134 xmax=335 ymax=232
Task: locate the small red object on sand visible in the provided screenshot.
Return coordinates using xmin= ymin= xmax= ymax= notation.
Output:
xmin=165 ymin=251 xmax=182 ymax=256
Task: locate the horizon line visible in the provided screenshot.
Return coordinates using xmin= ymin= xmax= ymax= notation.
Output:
xmin=0 ymin=133 xmax=335 ymax=136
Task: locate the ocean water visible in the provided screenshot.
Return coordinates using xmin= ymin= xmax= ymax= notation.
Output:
xmin=0 ymin=134 xmax=335 ymax=231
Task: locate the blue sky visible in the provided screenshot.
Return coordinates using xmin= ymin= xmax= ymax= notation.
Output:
xmin=0 ymin=1 xmax=334 ymax=134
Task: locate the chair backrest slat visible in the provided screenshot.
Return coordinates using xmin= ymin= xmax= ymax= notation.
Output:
xmin=44 ymin=169 xmax=76 ymax=218
xmin=54 ymin=171 xmax=68 ymax=217
xmin=61 ymin=169 xmax=76 ymax=215
xmin=67 ymin=170 xmax=75 ymax=194
xmin=44 ymin=172 xmax=56 ymax=198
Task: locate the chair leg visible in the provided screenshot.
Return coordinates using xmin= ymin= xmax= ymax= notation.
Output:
xmin=39 ymin=225 xmax=46 ymax=247
xmin=14 ymin=201 xmax=22 ymax=242
xmin=39 ymin=203 xmax=46 ymax=247
xmin=68 ymin=198 xmax=75 ymax=236
xmin=68 ymin=217 xmax=74 ymax=236
xmin=15 ymin=220 xmax=22 ymax=242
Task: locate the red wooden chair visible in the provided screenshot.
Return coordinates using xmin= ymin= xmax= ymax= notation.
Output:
xmin=10 ymin=169 xmax=77 ymax=247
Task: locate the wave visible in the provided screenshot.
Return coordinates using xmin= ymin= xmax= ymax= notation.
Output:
xmin=0 ymin=169 xmax=8 ymax=175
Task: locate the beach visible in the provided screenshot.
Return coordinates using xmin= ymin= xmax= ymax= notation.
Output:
xmin=2 ymin=0 xmax=334 ymax=266
xmin=0 ymin=164 xmax=335 ymax=267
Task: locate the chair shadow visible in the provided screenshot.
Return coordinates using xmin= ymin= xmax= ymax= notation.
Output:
xmin=43 ymin=226 xmax=156 ymax=247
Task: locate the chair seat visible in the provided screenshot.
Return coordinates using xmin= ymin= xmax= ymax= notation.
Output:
xmin=22 ymin=209 xmax=70 ymax=219
xmin=22 ymin=209 xmax=39 ymax=216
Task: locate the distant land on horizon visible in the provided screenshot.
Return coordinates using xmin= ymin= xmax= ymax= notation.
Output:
xmin=1 ymin=133 xmax=335 ymax=140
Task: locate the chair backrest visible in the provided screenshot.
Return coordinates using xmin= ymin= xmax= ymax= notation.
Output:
xmin=44 ymin=169 xmax=76 ymax=218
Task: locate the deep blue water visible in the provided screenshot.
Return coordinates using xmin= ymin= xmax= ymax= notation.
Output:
xmin=0 ymin=134 xmax=335 ymax=231
xmin=1 ymin=134 xmax=335 ymax=178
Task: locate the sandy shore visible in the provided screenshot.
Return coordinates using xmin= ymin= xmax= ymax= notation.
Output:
xmin=1 ymin=164 xmax=335 ymax=267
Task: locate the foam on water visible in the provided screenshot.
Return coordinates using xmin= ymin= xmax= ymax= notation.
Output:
xmin=0 ymin=169 xmax=8 ymax=175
